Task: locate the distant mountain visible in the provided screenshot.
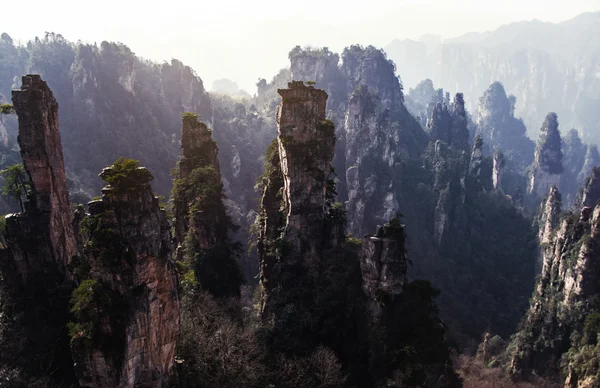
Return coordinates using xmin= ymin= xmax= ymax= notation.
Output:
xmin=386 ymin=11 xmax=600 ymax=144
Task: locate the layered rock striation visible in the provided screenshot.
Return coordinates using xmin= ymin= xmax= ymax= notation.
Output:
xmin=5 ymin=74 xmax=77 ymax=279
xmin=259 ymin=81 xmax=337 ymax=314
xmin=0 ymin=75 xmax=182 ymax=387
xmin=0 ymin=75 xmax=79 ymax=384
xmin=510 ymin=168 xmax=600 ymax=386
xmin=71 ymin=161 xmax=180 ymax=387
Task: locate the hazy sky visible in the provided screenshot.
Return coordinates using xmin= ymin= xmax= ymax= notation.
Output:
xmin=3 ymin=0 xmax=600 ymax=92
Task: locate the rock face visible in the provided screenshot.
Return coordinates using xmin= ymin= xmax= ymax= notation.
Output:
xmin=71 ymin=163 xmax=180 ymax=387
xmin=259 ymin=81 xmax=335 ymax=309
xmin=360 ymin=221 xmax=407 ymax=303
xmin=476 ymin=82 xmax=534 ymax=171
xmin=510 ymin=169 xmax=600 ymax=386
xmin=450 ymin=93 xmax=470 ymax=151
xmin=0 ymin=75 xmax=78 ymax=385
xmin=171 ymin=113 xmax=242 ymax=298
xmin=577 ymin=166 xmax=600 ymax=209
xmin=256 ymin=82 xmax=458 ymax=387
xmin=529 ymin=113 xmax=563 ymax=198
xmin=0 ymin=75 xmax=181 ymax=387
xmin=282 ymin=47 xmax=535 ymax=344
xmin=7 ymin=74 xmax=77 ymax=277
xmin=493 ymin=150 xmax=505 ymax=190
xmin=277 ymin=81 xmax=334 ymax=265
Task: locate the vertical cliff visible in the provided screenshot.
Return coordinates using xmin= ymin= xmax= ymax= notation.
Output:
xmin=70 ymin=159 xmax=180 ymax=387
xmin=277 ymin=81 xmax=335 ymax=264
xmin=0 ymin=75 xmax=182 ymax=386
xmin=475 ymin=82 xmax=534 ymax=171
xmin=492 ymin=150 xmax=506 ymax=190
xmin=510 ymin=168 xmax=600 ymax=386
xmin=360 ymin=220 xmax=407 ymax=302
xmin=529 ymin=113 xmax=563 ymax=198
xmin=7 ymin=74 xmax=77 ymax=277
xmin=259 ymin=81 xmax=337 ymax=314
xmin=171 ymin=113 xmax=242 ymax=298
xmin=256 ymin=81 xmax=459 ymax=387
xmin=0 ymin=75 xmax=78 ymax=384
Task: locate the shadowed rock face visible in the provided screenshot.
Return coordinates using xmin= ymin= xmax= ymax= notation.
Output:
xmin=276 ymin=81 xmax=334 ymax=268
xmin=510 ymin=171 xmax=600 ymax=385
xmin=71 ymin=172 xmax=180 ymax=388
xmin=529 ymin=113 xmax=563 ymax=198
xmin=174 ymin=114 xmax=220 ymax=248
xmin=0 ymin=75 xmax=79 ymax=385
xmin=360 ymin=223 xmax=407 ymax=301
xmin=8 ymin=74 xmax=77 ymax=277
xmin=172 ymin=113 xmax=242 ymax=298
xmin=577 ymin=166 xmax=600 ymax=209
xmin=493 ymin=150 xmax=506 ymax=190
xmin=0 ymin=75 xmax=181 ymax=387
xmin=258 ymin=81 xmax=339 ymax=319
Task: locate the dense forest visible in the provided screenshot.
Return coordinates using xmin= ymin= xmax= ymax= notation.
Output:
xmin=0 ymin=12 xmax=599 ymax=387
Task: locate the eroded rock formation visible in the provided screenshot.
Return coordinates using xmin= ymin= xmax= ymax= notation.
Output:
xmin=71 ymin=162 xmax=179 ymax=387
xmin=360 ymin=221 xmax=407 ymax=306
xmin=259 ymin=81 xmax=337 ymax=313
xmin=0 ymin=75 xmax=78 ymax=385
xmin=6 ymin=74 xmax=77 ymax=278
xmin=510 ymin=169 xmax=600 ymax=386
xmin=492 ymin=150 xmax=505 ymax=190
xmin=476 ymin=82 xmax=534 ymax=170
xmin=529 ymin=113 xmax=563 ymax=198
xmin=171 ymin=113 xmax=242 ymax=298
xmin=0 ymin=75 xmax=182 ymax=387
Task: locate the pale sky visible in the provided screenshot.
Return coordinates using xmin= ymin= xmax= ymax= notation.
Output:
xmin=3 ymin=0 xmax=600 ymax=92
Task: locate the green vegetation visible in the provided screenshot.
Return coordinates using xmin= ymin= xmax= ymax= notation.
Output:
xmin=99 ymin=157 xmax=153 ymax=194
xmin=172 ymin=166 xmax=222 ymax=211
xmin=0 ymin=103 xmax=14 ymax=115
xmin=0 ymin=163 xmax=30 ymax=211
xmin=171 ymin=116 xmax=243 ymax=299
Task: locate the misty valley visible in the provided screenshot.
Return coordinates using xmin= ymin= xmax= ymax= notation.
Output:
xmin=0 ymin=9 xmax=600 ymax=388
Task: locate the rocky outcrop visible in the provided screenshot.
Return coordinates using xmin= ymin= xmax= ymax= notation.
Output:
xmin=577 ymin=167 xmax=600 ymax=209
xmin=0 ymin=75 xmax=182 ymax=387
xmin=71 ymin=161 xmax=179 ymax=387
xmin=259 ymin=82 xmax=336 ymax=310
xmin=450 ymin=93 xmax=470 ymax=151
xmin=344 ymin=85 xmax=402 ymax=235
xmin=493 ymin=150 xmax=505 ymax=190
xmin=7 ymin=74 xmax=77 ymax=278
xmin=276 ymin=81 xmax=334 ymax=265
xmin=173 ymin=113 xmax=220 ymax=245
xmin=536 ymin=186 xmax=562 ymax=246
xmin=172 ymin=113 xmax=242 ymax=298
xmin=476 ymin=82 xmax=534 ymax=170
xmin=0 ymin=75 xmax=78 ymax=385
xmin=510 ymin=169 xmax=600 ymax=386
xmin=360 ymin=221 xmax=407 ymax=305
xmin=468 ymin=136 xmax=484 ymax=184
xmin=579 ymin=145 xmax=600 ymax=185
xmin=256 ymin=83 xmax=459 ymax=386
xmin=529 ymin=113 xmax=563 ymax=198
xmin=560 ymin=129 xmax=587 ymax=206
xmin=428 ymin=102 xmax=451 ymax=144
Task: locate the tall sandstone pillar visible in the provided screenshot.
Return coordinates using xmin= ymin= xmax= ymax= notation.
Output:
xmin=7 ymin=74 xmax=77 ymax=277
xmin=0 ymin=74 xmax=78 ymax=386
xmin=277 ymin=81 xmax=335 ymax=269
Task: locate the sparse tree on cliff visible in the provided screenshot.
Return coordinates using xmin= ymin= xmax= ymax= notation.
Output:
xmin=0 ymin=164 xmax=30 ymax=212
xmin=0 ymin=104 xmax=14 ymax=115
